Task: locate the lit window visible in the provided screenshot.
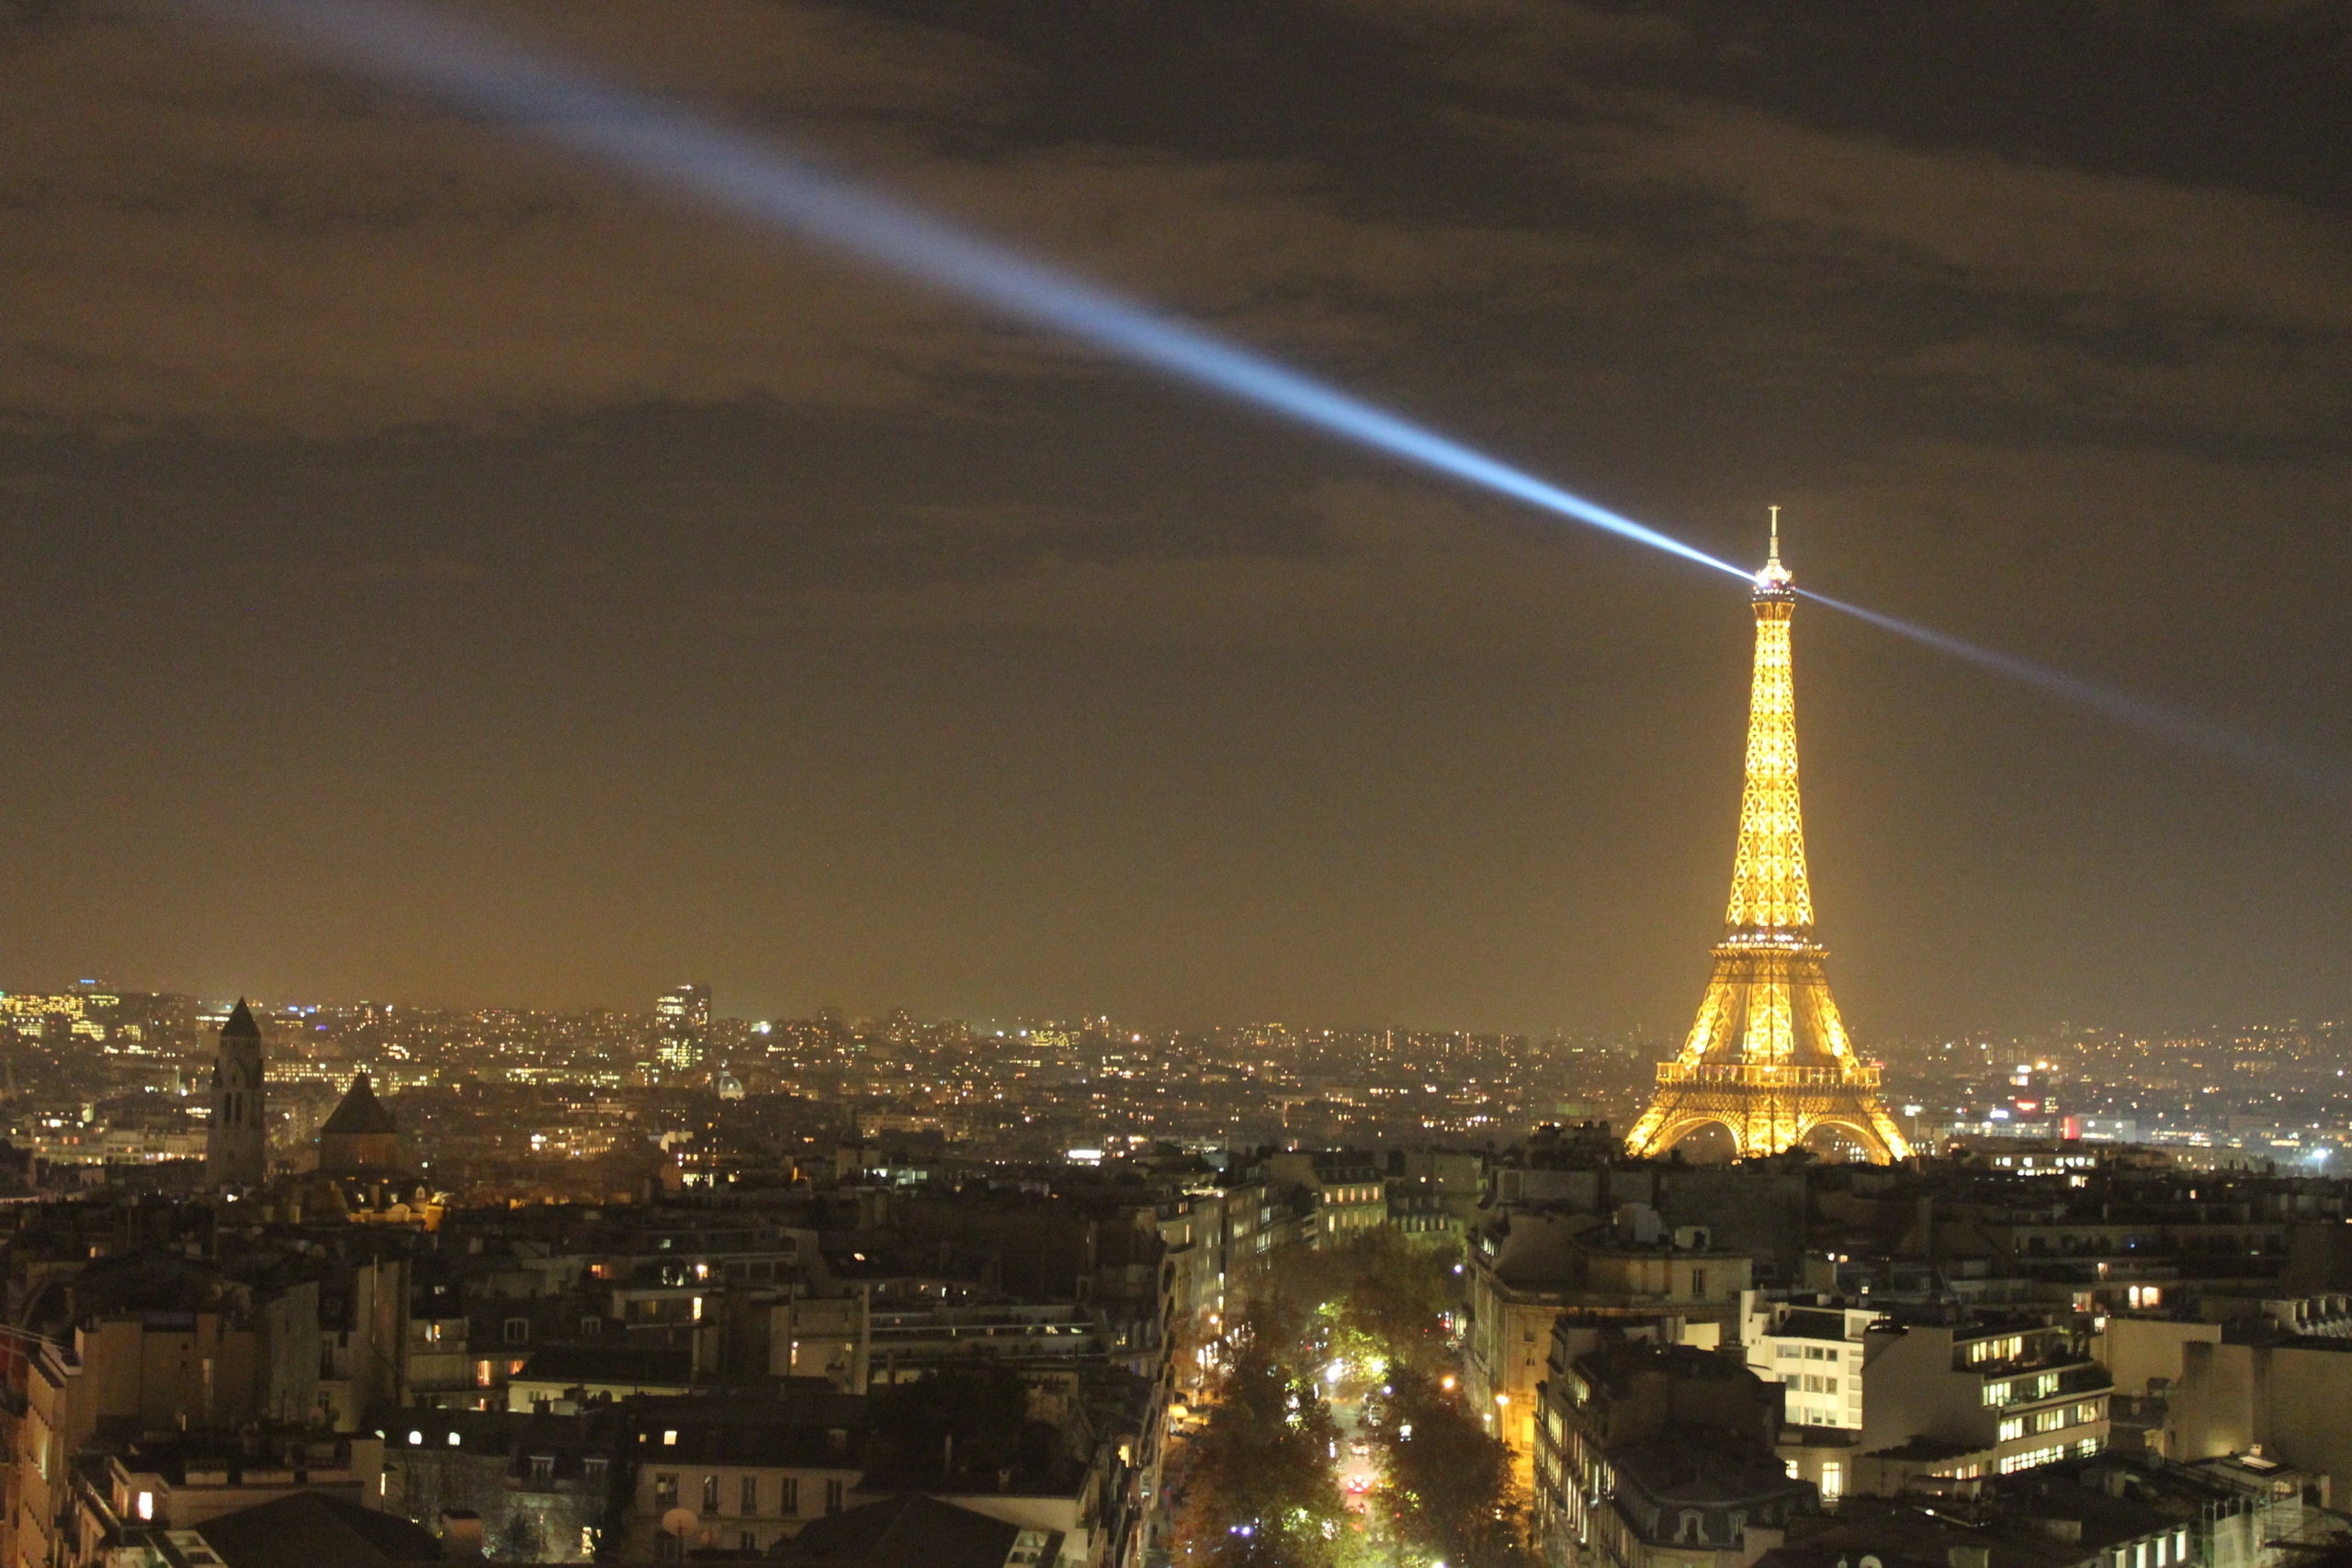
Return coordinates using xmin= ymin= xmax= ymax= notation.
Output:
xmin=136 ymin=1493 xmax=153 ymax=1521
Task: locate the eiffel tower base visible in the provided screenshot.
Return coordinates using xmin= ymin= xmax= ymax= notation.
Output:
xmin=1623 ymin=1082 xmax=1910 ymax=1162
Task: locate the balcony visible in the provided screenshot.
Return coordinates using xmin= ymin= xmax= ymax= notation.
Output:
xmin=1982 ymin=1362 xmax=2111 ymax=1406
xmin=1654 ymin=1062 xmax=1882 ymax=1089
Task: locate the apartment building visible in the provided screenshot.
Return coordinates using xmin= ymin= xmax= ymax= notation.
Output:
xmin=1858 ymin=1317 xmax=2110 ymax=1479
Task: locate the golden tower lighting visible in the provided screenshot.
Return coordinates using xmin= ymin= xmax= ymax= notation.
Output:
xmin=1623 ymin=512 xmax=1913 ymax=1163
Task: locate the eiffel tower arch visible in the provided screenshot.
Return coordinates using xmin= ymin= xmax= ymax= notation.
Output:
xmin=1624 ymin=515 xmax=1911 ymax=1164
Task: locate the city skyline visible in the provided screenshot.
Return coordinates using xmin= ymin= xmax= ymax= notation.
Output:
xmin=11 ymin=9 xmax=2352 ymax=1568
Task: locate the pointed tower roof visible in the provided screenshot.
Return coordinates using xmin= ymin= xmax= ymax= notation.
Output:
xmin=221 ymin=998 xmax=261 ymax=1040
xmin=321 ymin=1072 xmax=398 ymax=1135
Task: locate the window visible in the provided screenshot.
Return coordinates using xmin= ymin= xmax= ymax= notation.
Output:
xmin=504 ymin=1318 xmax=530 ymax=1344
xmin=582 ymin=1316 xmax=603 ymax=1337
xmin=2075 ymin=1402 xmax=2103 ymax=1426
xmin=1998 ymin=1418 xmax=2024 ymax=1442
xmin=781 ymin=1478 xmax=800 ymax=1516
xmin=475 ymin=1360 xmax=494 ymax=1388
xmin=136 ymin=1492 xmax=153 ymax=1521
xmin=741 ymin=1476 xmax=758 ymax=1515
xmin=654 ymin=1474 xmax=679 ymax=1507
xmin=824 ymin=1479 xmax=844 ymax=1515
xmin=702 ymin=1474 xmax=720 ymax=1513
xmin=585 ymin=1458 xmax=608 ymax=1483
xmin=1690 ymin=1269 xmax=1708 ymax=1300
xmin=1998 ymin=1446 xmax=2065 ymax=1474
xmin=1984 ymin=1382 xmax=2012 ymax=1406
xmin=1820 ymin=1462 xmax=1842 ymax=1503
xmin=529 ymin=1455 xmax=554 ymax=1483
xmin=2035 ymin=1407 xmax=2068 ymax=1434
xmin=740 ymin=1534 xmax=757 ymax=1553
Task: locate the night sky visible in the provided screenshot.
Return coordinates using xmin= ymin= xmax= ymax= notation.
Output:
xmin=4 ymin=0 xmax=2349 ymax=1033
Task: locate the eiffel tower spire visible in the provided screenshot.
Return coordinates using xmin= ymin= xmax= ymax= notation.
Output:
xmin=1624 ymin=514 xmax=1912 ymax=1162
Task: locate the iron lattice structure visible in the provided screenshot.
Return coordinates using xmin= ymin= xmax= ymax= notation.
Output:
xmin=1623 ymin=525 xmax=1913 ymax=1163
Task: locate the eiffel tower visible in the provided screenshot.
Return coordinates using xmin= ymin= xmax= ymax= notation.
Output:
xmin=1623 ymin=513 xmax=1912 ymax=1163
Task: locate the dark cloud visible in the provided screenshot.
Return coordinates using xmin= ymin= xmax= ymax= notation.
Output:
xmin=0 ymin=0 xmax=2346 ymax=1030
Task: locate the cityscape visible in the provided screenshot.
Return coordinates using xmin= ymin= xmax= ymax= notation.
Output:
xmin=6 ymin=986 xmax=2351 ymax=1191
xmin=6 ymin=5 xmax=2352 ymax=1568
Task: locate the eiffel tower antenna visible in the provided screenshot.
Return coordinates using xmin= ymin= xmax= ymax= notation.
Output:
xmin=1623 ymin=511 xmax=1912 ymax=1163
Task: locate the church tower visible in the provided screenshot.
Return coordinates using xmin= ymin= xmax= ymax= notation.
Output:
xmin=205 ymin=998 xmax=268 ymax=1189
xmin=1623 ymin=516 xmax=1912 ymax=1163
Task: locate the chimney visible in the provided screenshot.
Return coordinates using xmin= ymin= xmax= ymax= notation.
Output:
xmin=439 ymin=1510 xmax=485 ymax=1560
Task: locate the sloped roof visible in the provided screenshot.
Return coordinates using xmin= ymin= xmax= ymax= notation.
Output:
xmin=321 ymin=1073 xmax=398 ymax=1136
xmin=188 ymin=1490 xmax=440 ymax=1568
xmin=220 ymin=999 xmax=260 ymax=1041
xmin=777 ymin=1495 xmax=1041 ymax=1568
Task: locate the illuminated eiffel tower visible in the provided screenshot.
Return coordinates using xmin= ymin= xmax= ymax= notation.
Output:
xmin=1623 ymin=513 xmax=1912 ymax=1163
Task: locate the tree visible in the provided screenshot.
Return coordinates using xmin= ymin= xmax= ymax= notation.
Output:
xmin=1367 ymin=1368 xmax=1532 ymax=1568
xmin=1169 ymin=1303 xmax=1351 ymax=1568
xmin=1283 ymin=1230 xmax=1462 ymax=1378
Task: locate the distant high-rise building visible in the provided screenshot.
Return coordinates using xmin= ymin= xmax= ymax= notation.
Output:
xmin=656 ymin=983 xmax=712 ymax=1071
xmin=1623 ymin=517 xmax=1911 ymax=1164
xmin=205 ymin=998 xmax=268 ymax=1189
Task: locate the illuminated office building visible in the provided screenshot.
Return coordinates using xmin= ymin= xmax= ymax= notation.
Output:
xmin=656 ymin=983 xmax=713 ymax=1072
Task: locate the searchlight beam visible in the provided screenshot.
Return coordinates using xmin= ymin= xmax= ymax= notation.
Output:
xmin=206 ymin=0 xmax=2326 ymax=793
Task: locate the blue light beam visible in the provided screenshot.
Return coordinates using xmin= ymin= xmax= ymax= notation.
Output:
xmin=209 ymin=0 xmax=2335 ymax=795
xmin=210 ymin=0 xmax=1747 ymax=583
xmin=1801 ymin=590 xmax=2339 ymax=795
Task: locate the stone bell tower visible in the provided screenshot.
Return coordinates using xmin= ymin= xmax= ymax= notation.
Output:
xmin=205 ymin=998 xmax=268 ymax=1189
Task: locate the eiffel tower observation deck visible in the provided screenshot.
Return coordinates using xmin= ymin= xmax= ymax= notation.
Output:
xmin=1623 ymin=513 xmax=1913 ymax=1163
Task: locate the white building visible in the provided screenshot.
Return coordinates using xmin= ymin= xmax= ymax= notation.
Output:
xmin=1738 ymin=1293 xmax=1873 ymax=1431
